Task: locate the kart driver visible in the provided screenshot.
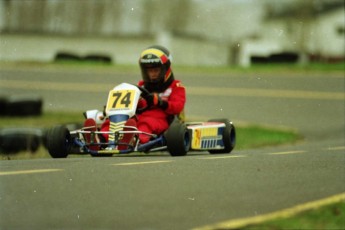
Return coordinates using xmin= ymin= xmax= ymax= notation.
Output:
xmin=96 ymin=45 xmax=186 ymax=149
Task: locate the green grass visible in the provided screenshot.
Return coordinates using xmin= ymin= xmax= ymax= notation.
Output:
xmin=175 ymin=62 xmax=345 ymax=74
xmin=0 ymin=111 xmax=83 ymax=128
xmin=1 ymin=61 xmax=344 ymax=76
xmin=241 ymin=201 xmax=345 ymax=230
xmin=236 ymin=125 xmax=301 ymax=150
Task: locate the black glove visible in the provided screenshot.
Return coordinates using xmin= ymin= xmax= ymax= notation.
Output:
xmin=146 ymin=93 xmax=168 ymax=110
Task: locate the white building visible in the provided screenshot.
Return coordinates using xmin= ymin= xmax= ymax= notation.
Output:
xmin=0 ymin=0 xmax=343 ymax=66
xmin=237 ymin=0 xmax=345 ymax=66
xmin=310 ymin=7 xmax=345 ymax=61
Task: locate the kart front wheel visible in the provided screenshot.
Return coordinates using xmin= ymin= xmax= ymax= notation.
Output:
xmin=208 ymin=119 xmax=236 ymax=154
xmin=47 ymin=125 xmax=71 ymax=158
xmin=165 ymin=122 xmax=190 ymax=156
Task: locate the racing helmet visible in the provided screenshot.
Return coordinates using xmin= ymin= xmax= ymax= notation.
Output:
xmin=139 ymin=45 xmax=173 ymax=86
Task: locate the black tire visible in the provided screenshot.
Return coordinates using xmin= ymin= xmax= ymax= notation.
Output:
xmin=0 ymin=97 xmax=7 ymax=116
xmin=0 ymin=128 xmax=43 ymax=154
xmin=54 ymin=52 xmax=81 ymax=62
xmin=208 ymin=119 xmax=236 ymax=154
xmin=6 ymin=96 xmax=43 ymax=116
xmin=46 ymin=125 xmax=71 ymax=158
xmin=165 ymin=121 xmax=190 ymax=156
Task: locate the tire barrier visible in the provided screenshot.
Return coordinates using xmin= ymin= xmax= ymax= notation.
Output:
xmin=55 ymin=52 xmax=112 ymax=64
xmin=0 ymin=96 xmax=43 ymax=117
xmin=54 ymin=52 xmax=82 ymax=62
xmin=0 ymin=128 xmax=44 ymax=154
xmin=251 ymin=52 xmax=299 ymax=64
xmin=0 ymin=97 xmax=7 ymax=116
xmin=0 ymin=123 xmax=82 ymax=155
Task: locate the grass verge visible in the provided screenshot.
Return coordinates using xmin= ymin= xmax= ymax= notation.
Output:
xmin=1 ymin=61 xmax=344 ymax=76
xmin=240 ymin=201 xmax=345 ymax=230
xmin=236 ymin=124 xmax=301 ymax=150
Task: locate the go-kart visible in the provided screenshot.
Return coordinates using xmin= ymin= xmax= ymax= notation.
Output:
xmin=46 ymin=83 xmax=236 ymax=158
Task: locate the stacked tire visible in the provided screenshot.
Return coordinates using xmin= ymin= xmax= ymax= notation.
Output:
xmin=0 ymin=128 xmax=44 ymax=154
xmin=0 ymin=96 xmax=43 ymax=154
xmin=55 ymin=52 xmax=112 ymax=64
xmin=0 ymin=96 xmax=43 ymax=117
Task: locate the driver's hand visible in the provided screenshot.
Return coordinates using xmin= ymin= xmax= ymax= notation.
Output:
xmin=146 ymin=93 xmax=168 ymax=110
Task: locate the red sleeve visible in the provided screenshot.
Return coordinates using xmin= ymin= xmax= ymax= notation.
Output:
xmin=165 ymin=81 xmax=186 ymax=115
xmin=138 ymin=80 xmax=144 ymax=87
xmin=137 ymin=97 xmax=147 ymax=109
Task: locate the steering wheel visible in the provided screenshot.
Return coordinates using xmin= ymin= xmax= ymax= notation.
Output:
xmin=136 ymin=85 xmax=150 ymax=98
xmin=135 ymin=85 xmax=151 ymax=113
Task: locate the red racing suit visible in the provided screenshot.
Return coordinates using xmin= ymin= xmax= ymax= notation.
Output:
xmin=136 ymin=79 xmax=186 ymax=143
xmin=101 ymin=80 xmax=186 ymax=143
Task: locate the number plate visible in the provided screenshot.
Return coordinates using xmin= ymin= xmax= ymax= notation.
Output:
xmin=106 ymin=89 xmax=135 ymax=111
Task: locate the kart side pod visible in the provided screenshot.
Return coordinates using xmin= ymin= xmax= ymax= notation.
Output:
xmin=187 ymin=119 xmax=236 ymax=154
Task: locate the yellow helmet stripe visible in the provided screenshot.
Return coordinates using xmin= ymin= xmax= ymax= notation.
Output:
xmin=140 ymin=48 xmax=165 ymax=59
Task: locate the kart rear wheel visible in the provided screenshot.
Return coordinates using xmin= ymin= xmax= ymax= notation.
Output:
xmin=47 ymin=125 xmax=71 ymax=158
xmin=165 ymin=122 xmax=190 ymax=156
xmin=208 ymin=119 xmax=236 ymax=154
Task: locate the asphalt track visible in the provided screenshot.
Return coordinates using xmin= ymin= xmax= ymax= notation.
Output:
xmin=0 ymin=66 xmax=344 ymax=229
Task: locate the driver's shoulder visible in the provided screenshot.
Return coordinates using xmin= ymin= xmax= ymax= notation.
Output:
xmin=171 ymin=80 xmax=184 ymax=89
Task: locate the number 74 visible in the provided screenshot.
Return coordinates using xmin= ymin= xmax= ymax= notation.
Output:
xmin=111 ymin=91 xmax=132 ymax=108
